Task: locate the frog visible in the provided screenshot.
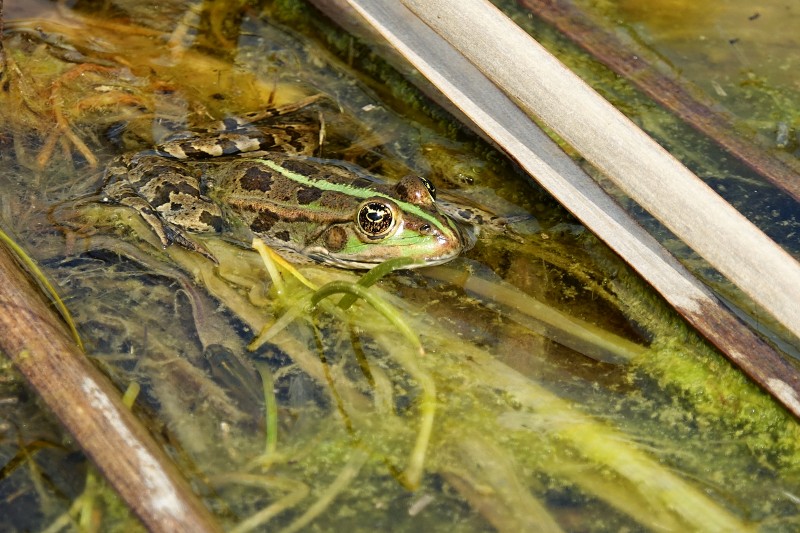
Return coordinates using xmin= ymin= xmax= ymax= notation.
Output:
xmin=99 ymin=102 xmax=476 ymax=269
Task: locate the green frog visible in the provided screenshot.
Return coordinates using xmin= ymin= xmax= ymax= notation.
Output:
xmin=100 ymin=106 xmax=476 ymax=269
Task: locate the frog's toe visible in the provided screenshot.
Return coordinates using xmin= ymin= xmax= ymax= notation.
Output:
xmin=162 ymin=225 xmax=218 ymax=264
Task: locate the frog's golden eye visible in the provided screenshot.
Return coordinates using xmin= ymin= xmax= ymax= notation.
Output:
xmin=419 ymin=176 xmax=436 ymax=200
xmin=356 ymin=199 xmax=398 ymax=240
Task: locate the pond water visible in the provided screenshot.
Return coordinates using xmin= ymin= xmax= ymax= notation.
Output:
xmin=0 ymin=1 xmax=799 ymax=531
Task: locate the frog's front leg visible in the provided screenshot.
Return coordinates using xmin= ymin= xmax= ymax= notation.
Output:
xmin=102 ymin=155 xmax=223 ymax=261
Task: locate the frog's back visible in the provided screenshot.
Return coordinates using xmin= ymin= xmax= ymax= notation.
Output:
xmin=211 ymin=154 xmax=385 ymax=222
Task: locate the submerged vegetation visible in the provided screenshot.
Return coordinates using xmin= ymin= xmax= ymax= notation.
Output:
xmin=0 ymin=0 xmax=799 ymax=531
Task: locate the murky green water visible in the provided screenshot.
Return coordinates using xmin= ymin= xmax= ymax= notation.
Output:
xmin=1 ymin=1 xmax=799 ymax=531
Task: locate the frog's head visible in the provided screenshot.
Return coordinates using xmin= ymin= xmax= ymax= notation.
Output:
xmin=305 ymin=175 xmax=475 ymax=269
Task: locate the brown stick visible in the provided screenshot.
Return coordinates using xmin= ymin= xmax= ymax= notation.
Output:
xmin=0 ymin=241 xmax=222 ymax=532
xmin=517 ymin=0 xmax=800 ymax=204
xmin=0 ymin=0 xmax=5 ymax=69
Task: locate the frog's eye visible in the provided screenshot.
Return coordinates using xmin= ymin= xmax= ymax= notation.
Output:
xmin=356 ymin=199 xmax=398 ymax=240
xmin=419 ymin=176 xmax=436 ymax=200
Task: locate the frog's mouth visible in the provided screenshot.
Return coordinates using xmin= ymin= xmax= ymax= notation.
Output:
xmin=303 ymin=243 xmax=465 ymax=270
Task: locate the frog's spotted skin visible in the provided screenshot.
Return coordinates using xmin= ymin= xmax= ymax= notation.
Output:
xmin=100 ymin=97 xmax=478 ymax=268
xmin=101 ymin=140 xmax=474 ymax=268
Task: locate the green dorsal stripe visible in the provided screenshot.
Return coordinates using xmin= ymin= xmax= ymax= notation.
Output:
xmin=260 ymin=159 xmax=449 ymax=234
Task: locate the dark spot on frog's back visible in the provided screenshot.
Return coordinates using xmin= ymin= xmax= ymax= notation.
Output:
xmin=274 ymin=230 xmax=291 ymax=242
xmin=200 ymin=210 xmax=224 ymax=232
xmin=240 ymin=166 xmax=274 ymax=192
xmin=296 ymin=186 xmax=323 ymax=205
xmin=280 ymin=159 xmax=317 ymax=177
xmin=250 ymin=210 xmax=279 ymax=233
xmin=153 ymin=180 xmax=200 ymax=206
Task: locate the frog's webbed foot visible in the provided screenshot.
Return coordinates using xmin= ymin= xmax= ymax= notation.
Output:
xmin=162 ymin=224 xmax=218 ymax=264
xmin=238 ymin=93 xmax=328 ymax=124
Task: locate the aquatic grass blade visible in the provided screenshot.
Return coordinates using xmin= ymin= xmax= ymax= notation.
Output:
xmin=310 ymin=280 xmax=434 ymax=489
xmin=312 ymin=281 xmax=424 ymax=357
xmin=256 ymin=363 xmax=279 ymax=458
xmin=337 ymin=257 xmax=424 ymax=310
xmin=253 ymin=238 xmax=318 ymax=293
